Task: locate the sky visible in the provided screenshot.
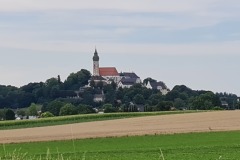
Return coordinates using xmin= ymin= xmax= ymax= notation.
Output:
xmin=0 ymin=0 xmax=240 ymax=95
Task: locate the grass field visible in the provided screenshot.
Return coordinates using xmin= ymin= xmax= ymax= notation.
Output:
xmin=1 ymin=131 xmax=240 ymax=160
xmin=0 ymin=110 xmax=200 ymax=130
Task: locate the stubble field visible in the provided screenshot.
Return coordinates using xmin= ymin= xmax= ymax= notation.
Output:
xmin=1 ymin=110 xmax=240 ymax=144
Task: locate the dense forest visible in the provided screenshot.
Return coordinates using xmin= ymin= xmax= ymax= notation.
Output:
xmin=0 ymin=69 xmax=239 ymax=120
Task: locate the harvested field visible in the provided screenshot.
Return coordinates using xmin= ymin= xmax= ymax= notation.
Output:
xmin=1 ymin=110 xmax=240 ymax=144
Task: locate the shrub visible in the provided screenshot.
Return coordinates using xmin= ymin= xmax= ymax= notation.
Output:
xmin=103 ymin=104 xmax=118 ymax=113
xmin=41 ymin=112 xmax=54 ymax=118
xmin=77 ymin=104 xmax=95 ymax=114
xmin=59 ymin=103 xmax=78 ymax=116
xmin=213 ymin=106 xmax=224 ymax=110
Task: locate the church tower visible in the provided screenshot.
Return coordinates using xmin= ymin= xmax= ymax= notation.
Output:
xmin=93 ymin=48 xmax=100 ymax=76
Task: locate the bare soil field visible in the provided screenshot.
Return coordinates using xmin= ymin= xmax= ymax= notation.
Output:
xmin=1 ymin=110 xmax=240 ymax=144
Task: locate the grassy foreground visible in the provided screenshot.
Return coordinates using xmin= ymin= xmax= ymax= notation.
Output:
xmin=0 ymin=110 xmax=199 ymax=130
xmin=1 ymin=131 xmax=240 ymax=160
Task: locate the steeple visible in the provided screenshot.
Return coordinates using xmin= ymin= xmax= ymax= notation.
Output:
xmin=93 ymin=48 xmax=99 ymax=61
xmin=93 ymin=48 xmax=100 ymax=76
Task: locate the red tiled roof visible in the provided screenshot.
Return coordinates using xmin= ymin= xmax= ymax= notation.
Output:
xmin=99 ymin=67 xmax=119 ymax=76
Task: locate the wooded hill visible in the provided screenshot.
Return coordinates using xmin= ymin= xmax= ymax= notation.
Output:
xmin=0 ymin=69 xmax=239 ymax=115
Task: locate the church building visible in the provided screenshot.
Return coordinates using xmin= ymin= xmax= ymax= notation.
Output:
xmin=89 ymin=48 xmax=168 ymax=95
xmin=91 ymin=49 xmax=121 ymax=84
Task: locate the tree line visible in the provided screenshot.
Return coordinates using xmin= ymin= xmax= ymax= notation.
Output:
xmin=0 ymin=69 xmax=91 ymax=109
xmin=0 ymin=69 xmax=239 ymax=120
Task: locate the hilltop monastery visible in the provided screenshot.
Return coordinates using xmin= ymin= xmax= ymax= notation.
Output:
xmin=90 ymin=49 xmax=169 ymax=95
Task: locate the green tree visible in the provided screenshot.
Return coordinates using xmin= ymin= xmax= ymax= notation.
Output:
xmin=191 ymin=92 xmax=216 ymax=110
xmin=148 ymin=94 xmax=163 ymax=106
xmin=142 ymin=88 xmax=153 ymax=100
xmin=16 ymin=109 xmax=26 ymax=117
xmin=123 ymin=95 xmax=131 ymax=105
xmin=116 ymin=87 xmax=124 ymax=100
xmin=103 ymin=104 xmax=117 ymax=113
xmin=64 ymin=73 xmax=78 ymax=89
xmin=156 ymin=101 xmax=173 ymax=111
xmin=77 ymin=104 xmax=95 ymax=114
xmin=174 ymin=98 xmax=186 ymax=109
xmin=27 ymin=103 xmax=38 ymax=116
xmin=50 ymin=86 xmax=60 ymax=99
xmin=171 ymin=85 xmax=197 ymax=98
xmin=64 ymin=69 xmax=91 ymax=90
xmin=124 ymin=90 xmax=135 ymax=101
xmin=165 ymin=90 xmax=180 ymax=101
xmin=5 ymin=109 xmax=15 ymax=120
xmin=44 ymin=100 xmax=65 ymax=116
xmin=45 ymin=78 xmax=59 ymax=88
xmin=103 ymin=84 xmax=116 ymax=104
xmin=133 ymin=94 xmax=145 ymax=105
xmin=82 ymin=89 xmax=94 ymax=105
xmin=59 ymin=103 xmax=77 ymax=116
xmin=0 ymin=109 xmax=6 ymax=120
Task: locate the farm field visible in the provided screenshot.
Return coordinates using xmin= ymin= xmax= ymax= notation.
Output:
xmin=1 ymin=131 xmax=240 ymax=160
xmin=1 ymin=110 xmax=240 ymax=144
xmin=1 ymin=110 xmax=240 ymax=159
xmin=0 ymin=111 xmax=197 ymax=130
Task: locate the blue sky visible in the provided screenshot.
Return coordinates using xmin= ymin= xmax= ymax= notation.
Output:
xmin=0 ymin=0 xmax=240 ymax=95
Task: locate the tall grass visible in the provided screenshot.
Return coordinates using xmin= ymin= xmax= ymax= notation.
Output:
xmin=159 ymin=148 xmax=165 ymax=160
xmin=0 ymin=149 xmax=84 ymax=160
xmin=1 ymin=141 xmax=83 ymax=160
xmin=0 ymin=110 xmax=200 ymax=130
xmin=1 ymin=144 xmax=27 ymax=160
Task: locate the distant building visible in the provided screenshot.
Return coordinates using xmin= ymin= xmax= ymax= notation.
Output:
xmin=93 ymin=94 xmax=105 ymax=102
xmin=93 ymin=49 xmax=100 ymax=76
xmin=221 ymin=101 xmax=229 ymax=109
xmin=99 ymin=67 xmax=121 ymax=84
xmin=145 ymin=81 xmax=169 ymax=95
xmin=91 ymin=49 xmax=121 ymax=84
xmin=220 ymin=97 xmax=229 ymax=109
xmin=90 ymin=49 xmax=169 ymax=94
xmin=89 ymin=76 xmax=106 ymax=85
xmin=118 ymin=72 xmax=141 ymax=88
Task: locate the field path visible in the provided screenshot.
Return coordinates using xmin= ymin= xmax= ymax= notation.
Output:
xmin=1 ymin=110 xmax=240 ymax=144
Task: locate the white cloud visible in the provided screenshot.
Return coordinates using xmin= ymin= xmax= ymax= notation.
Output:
xmin=0 ymin=0 xmax=239 ymax=15
xmin=0 ymin=31 xmax=239 ymax=56
xmin=0 ymin=0 xmax=202 ymax=12
xmin=100 ymin=41 xmax=240 ymax=56
xmin=1 ymin=0 xmax=239 ymax=35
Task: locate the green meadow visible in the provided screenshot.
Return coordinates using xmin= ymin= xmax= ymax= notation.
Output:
xmin=0 ymin=110 xmax=199 ymax=130
xmin=1 ymin=131 xmax=240 ymax=160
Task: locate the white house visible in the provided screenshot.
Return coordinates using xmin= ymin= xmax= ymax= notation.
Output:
xmin=118 ymin=72 xmax=141 ymax=88
xmin=146 ymin=81 xmax=169 ymax=95
xmin=93 ymin=94 xmax=105 ymax=102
